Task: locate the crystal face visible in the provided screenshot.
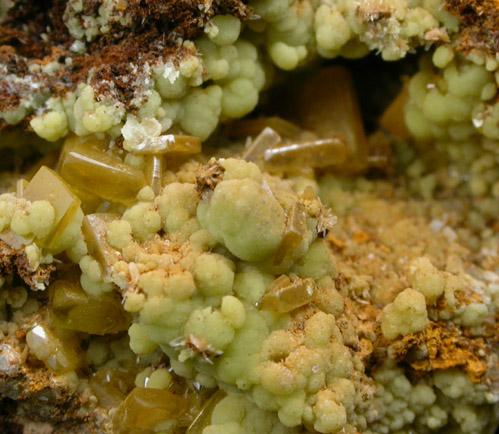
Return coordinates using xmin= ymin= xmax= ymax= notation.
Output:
xmin=23 ymin=166 xmax=81 ymax=248
xmin=273 ymin=202 xmax=308 ymax=265
xmin=112 ymin=387 xmax=188 ymax=433
xmin=58 ymin=135 xmax=147 ymax=205
xmin=263 ymin=138 xmax=347 ymax=171
xmin=286 ymin=67 xmax=368 ymax=173
xmin=49 ymin=279 xmax=130 ymax=335
xmin=82 ymin=213 xmax=121 ymax=277
xmin=258 ymin=275 xmax=316 ymax=313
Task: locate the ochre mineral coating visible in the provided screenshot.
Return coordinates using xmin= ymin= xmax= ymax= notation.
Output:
xmin=0 ymin=0 xmax=497 ymax=434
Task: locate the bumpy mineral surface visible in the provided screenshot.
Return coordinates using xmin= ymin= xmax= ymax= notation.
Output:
xmin=0 ymin=0 xmax=497 ymax=434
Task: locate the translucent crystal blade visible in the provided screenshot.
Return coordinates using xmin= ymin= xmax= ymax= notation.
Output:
xmin=82 ymin=213 xmax=121 ymax=276
xmin=273 ymin=202 xmax=307 ymax=265
xmin=264 ymin=138 xmax=347 ymax=171
xmin=242 ymin=127 xmax=282 ymax=162
xmin=144 ymin=155 xmax=163 ymax=196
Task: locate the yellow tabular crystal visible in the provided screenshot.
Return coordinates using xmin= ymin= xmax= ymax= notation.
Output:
xmin=90 ymin=369 xmax=135 ymax=408
xmin=112 ymin=387 xmax=188 ymax=434
xmin=258 ymin=275 xmax=316 ymax=313
xmin=264 ymin=138 xmax=347 ymax=171
xmin=49 ymin=279 xmax=130 ymax=335
xmin=58 ymin=136 xmax=146 ymax=205
xmin=132 ymin=134 xmax=201 ymax=156
xmin=225 ymin=117 xmax=302 ymax=139
xmin=273 ymin=202 xmax=307 ymax=265
xmin=242 ymin=127 xmax=282 ymax=162
xmin=287 ymin=67 xmax=368 ymax=173
xmin=82 ymin=213 xmax=121 ymax=276
xmin=25 ymin=323 xmax=81 ymax=374
xmin=23 ymin=166 xmax=81 ymax=249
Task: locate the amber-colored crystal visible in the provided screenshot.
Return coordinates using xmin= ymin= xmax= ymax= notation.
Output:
xmin=49 ymin=279 xmax=130 ymax=335
xmin=144 ymin=155 xmax=163 ymax=196
xmin=90 ymin=369 xmax=135 ymax=408
xmin=225 ymin=117 xmax=302 ymax=139
xmin=25 ymin=323 xmax=81 ymax=374
xmin=59 ymin=136 xmax=147 ymax=205
xmin=23 ymin=166 xmax=81 ymax=249
xmin=113 ymin=387 xmax=188 ymax=434
xmin=263 ymin=138 xmax=347 ymax=171
xmin=379 ymin=78 xmax=411 ymax=140
xmin=186 ymin=389 xmax=227 ymax=434
xmin=285 ymin=67 xmax=368 ymax=173
xmin=133 ymin=135 xmax=202 ymax=156
xmin=367 ymin=131 xmax=393 ymax=174
xmin=242 ymin=127 xmax=282 ymax=162
xmin=82 ymin=213 xmax=121 ymax=275
xmin=273 ymin=202 xmax=307 ymax=265
xmin=258 ymin=275 xmax=316 ymax=313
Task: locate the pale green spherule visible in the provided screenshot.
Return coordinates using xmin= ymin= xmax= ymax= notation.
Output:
xmin=0 ymin=200 xmax=16 ymax=232
xmin=197 ymin=179 xmax=286 ymax=262
xmin=26 ymin=200 xmax=55 ymax=239
xmin=154 ymin=66 xmax=188 ymax=99
xmin=128 ymin=322 xmax=159 ymax=355
xmin=432 ymin=45 xmax=454 ymax=69
xmin=221 ymin=295 xmax=246 ymax=329
xmin=210 ymin=15 xmax=241 ymax=46
xmin=180 ymin=85 xmax=222 ymax=140
xmin=193 ymin=252 xmax=235 ymax=298
xmin=158 ymin=183 xmax=198 ymax=233
xmin=10 ymin=209 xmax=31 ymax=237
xmin=251 ymin=0 xmax=292 ymax=22
xmin=215 ymin=310 xmax=269 ymax=387
xmin=146 ymin=368 xmax=172 ymax=390
xmin=291 ymin=240 xmax=337 ymax=280
xmin=268 ymin=42 xmax=305 ymax=71
xmin=164 ymin=272 xmax=196 ymax=300
xmin=203 ymin=422 xmax=245 ymax=434
xmin=123 ymin=202 xmax=161 ymax=241
xmin=220 ymin=158 xmax=263 ymax=182
xmin=445 ymin=63 xmax=493 ymax=98
xmin=314 ymin=5 xmax=351 ymax=52
xmin=184 ymin=307 xmax=235 ymax=350
xmin=233 ymin=265 xmax=272 ymax=305
xmin=222 ymin=78 xmax=259 ymax=118
xmin=30 ymin=110 xmax=69 ymax=142
xmin=211 ymin=395 xmax=246 ymax=424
